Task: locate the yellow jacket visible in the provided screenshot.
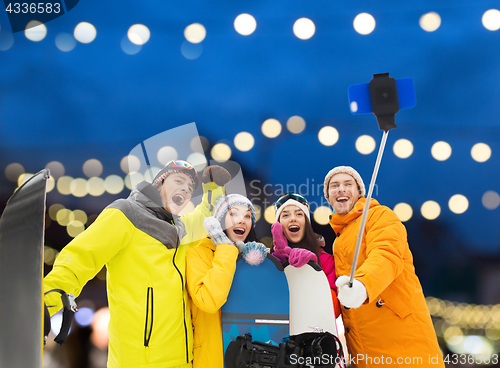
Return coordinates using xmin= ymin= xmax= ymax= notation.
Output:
xmin=186 ymin=238 xmax=239 ymax=368
xmin=44 ymin=181 xmax=224 ymax=368
xmin=330 ymin=197 xmax=444 ymax=368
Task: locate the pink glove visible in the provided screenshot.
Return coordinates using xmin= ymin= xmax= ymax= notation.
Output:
xmin=271 ymin=222 xmax=291 ymax=259
xmin=288 ymin=248 xmax=318 ymax=268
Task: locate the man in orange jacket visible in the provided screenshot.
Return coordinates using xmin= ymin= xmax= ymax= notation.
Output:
xmin=323 ymin=166 xmax=444 ymax=368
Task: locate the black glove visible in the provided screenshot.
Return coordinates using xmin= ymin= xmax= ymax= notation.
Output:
xmin=202 ymin=165 xmax=231 ymax=186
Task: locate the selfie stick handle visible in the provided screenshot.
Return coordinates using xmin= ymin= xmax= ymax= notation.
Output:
xmin=348 ymin=130 xmax=389 ymax=287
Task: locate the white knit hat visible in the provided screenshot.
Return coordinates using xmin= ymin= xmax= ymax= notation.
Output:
xmin=323 ymin=166 xmax=366 ymax=199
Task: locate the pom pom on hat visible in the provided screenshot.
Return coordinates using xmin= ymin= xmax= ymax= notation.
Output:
xmin=323 ymin=166 xmax=365 ymax=199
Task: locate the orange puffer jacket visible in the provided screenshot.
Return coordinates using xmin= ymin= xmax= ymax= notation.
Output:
xmin=329 ymin=197 xmax=444 ymax=368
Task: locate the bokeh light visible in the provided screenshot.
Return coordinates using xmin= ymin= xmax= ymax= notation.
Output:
xmin=262 ymin=119 xmax=282 ymax=138
xmin=211 ymin=143 xmax=232 ymax=162
xmin=55 ymin=32 xmax=76 ymax=52
xmin=121 ymin=155 xmax=141 ymax=174
xmin=420 ymin=12 xmax=441 ymax=32
xmin=87 ymin=177 xmax=106 ymax=196
xmin=75 ymin=307 xmax=95 ymax=327
xmin=124 ymin=172 xmax=144 ymax=190
xmin=393 ymin=203 xmax=413 ymax=222
xmin=318 ymin=126 xmax=339 ymax=146
xmin=83 ymin=159 xmax=103 ymax=178
xmin=121 ymin=35 xmax=142 ymax=55
xmin=234 ymin=132 xmax=255 ymax=152
xmin=181 ymin=41 xmax=202 ymax=60
xmin=234 ymin=14 xmax=257 ymax=36
xmin=44 ymin=246 xmax=57 ymax=265
xmin=91 ymin=307 xmax=110 ymax=350
xmin=67 ymin=221 xmax=85 ymax=237
xmin=128 ymin=24 xmax=150 ymax=45
xmin=45 ymin=161 xmax=65 ymax=179
xmin=287 ymin=116 xmax=306 ymax=134
xmin=353 ymin=13 xmax=376 ymax=35
xmin=25 ymin=21 xmax=47 ymax=42
xmin=186 ymin=152 xmax=208 ymax=172
xmin=482 ymin=191 xmax=500 ymax=210
xmin=70 ymin=178 xmax=88 ymax=197
xmin=104 ymin=175 xmax=124 ymax=194
xmin=44 ymin=176 xmax=55 ymax=193
xmin=50 ymin=313 xmax=66 ymax=336
xmin=184 ymin=23 xmax=206 ymax=43
xmin=17 ymin=173 xmax=33 ymax=187
xmin=5 ymin=163 xmax=25 ymax=182
xmin=74 ymin=22 xmax=97 ymax=44
xmin=57 ymin=176 xmax=74 ymax=195
xmin=0 ymin=31 xmax=14 ymax=51
xmin=313 ymin=206 xmax=332 ymax=225
xmin=49 ymin=204 xmax=65 ymax=221
xmin=157 ymin=146 xmax=178 ymax=166
xmin=431 ymin=141 xmax=452 ymax=161
xmin=254 ymin=205 xmax=261 ymax=222
xmin=293 ymin=18 xmax=315 ymax=40
xmin=72 ymin=209 xmax=88 ymax=224
xmin=421 ymin=201 xmax=441 ymax=220
xmin=56 ymin=208 xmax=72 ymax=226
xmin=471 ymin=143 xmax=491 ymax=162
xmin=393 ymin=139 xmax=414 ymax=158
xmin=264 ymin=205 xmax=276 ymax=224
xmin=355 ymin=135 xmax=376 ymax=154
xmin=144 ymin=166 xmax=161 ymax=183
xmin=482 ymin=9 xmax=500 ymax=31
xmin=449 ymin=194 xmax=469 ymax=214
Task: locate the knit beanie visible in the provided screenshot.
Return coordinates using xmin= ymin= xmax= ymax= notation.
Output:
xmin=214 ymin=194 xmax=256 ymax=227
xmin=274 ymin=194 xmax=311 ymax=221
xmin=152 ymin=160 xmax=199 ymax=190
xmin=323 ymin=166 xmax=366 ymax=199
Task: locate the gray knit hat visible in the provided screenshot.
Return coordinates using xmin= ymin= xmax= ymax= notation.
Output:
xmin=323 ymin=166 xmax=366 ymax=199
xmin=214 ymin=194 xmax=256 ymax=227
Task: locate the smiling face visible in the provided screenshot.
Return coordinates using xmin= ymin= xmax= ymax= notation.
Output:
xmin=224 ymin=204 xmax=253 ymax=243
xmin=278 ymin=205 xmax=306 ymax=244
xmin=160 ymin=173 xmax=194 ymax=215
xmin=327 ymin=173 xmax=361 ymax=215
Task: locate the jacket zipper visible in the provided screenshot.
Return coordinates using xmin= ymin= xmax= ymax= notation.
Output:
xmin=172 ymin=229 xmax=189 ymax=364
xmin=144 ymin=287 xmax=154 ymax=347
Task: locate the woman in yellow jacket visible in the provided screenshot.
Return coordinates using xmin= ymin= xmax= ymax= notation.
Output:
xmin=323 ymin=166 xmax=444 ymax=368
xmin=186 ymin=194 xmax=268 ymax=368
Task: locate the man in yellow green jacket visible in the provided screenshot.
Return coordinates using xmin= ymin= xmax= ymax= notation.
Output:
xmin=44 ymin=160 xmax=229 ymax=368
xmin=324 ymin=166 xmax=444 ymax=368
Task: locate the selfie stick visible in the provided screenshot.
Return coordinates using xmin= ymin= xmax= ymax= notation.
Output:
xmin=348 ymin=130 xmax=389 ymax=287
xmin=348 ymin=73 xmax=404 ymax=288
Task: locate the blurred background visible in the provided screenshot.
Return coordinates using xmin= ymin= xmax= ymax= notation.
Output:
xmin=1 ymin=1 xmax=500 ymax=366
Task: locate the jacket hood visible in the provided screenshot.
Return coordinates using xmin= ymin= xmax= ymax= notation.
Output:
xmin=128 ymin=181 xmax=187 ymax=240
xmin=329 ymin=197 xmax=380 ymax=233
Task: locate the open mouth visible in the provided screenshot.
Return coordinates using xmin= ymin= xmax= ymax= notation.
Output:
xmin=172 ymin=194 xmax=185 ymax=206
xmin=337 ymin=196 xmax=349 ymax=203
xmin=233 ymin=228 xmax=246 ymax=236
xmin=288 ymin=225 xmax=300 ymax=233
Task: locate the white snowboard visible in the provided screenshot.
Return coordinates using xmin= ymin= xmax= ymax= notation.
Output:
xmin=284 ymin=262 xmax=338 ymax=336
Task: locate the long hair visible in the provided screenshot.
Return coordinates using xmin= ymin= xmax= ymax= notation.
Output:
xmin=288 ymin=215 xmax=321 ymax=266
xmin=271 ymin=215 xmax=321 ymax=266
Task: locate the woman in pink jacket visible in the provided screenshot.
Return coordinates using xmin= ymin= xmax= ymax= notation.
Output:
xmin=270 ymin=192 xmax=340 ymax=318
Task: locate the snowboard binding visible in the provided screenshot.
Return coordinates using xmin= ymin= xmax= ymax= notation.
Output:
xmin=224 ymin=332 xmax=343 ymax=368
xmin=44 ymin=289 xmax=78 ymax=345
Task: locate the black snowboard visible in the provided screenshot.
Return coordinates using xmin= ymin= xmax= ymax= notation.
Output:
xmin=0 ymin=169 xmax=49 ymax=368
